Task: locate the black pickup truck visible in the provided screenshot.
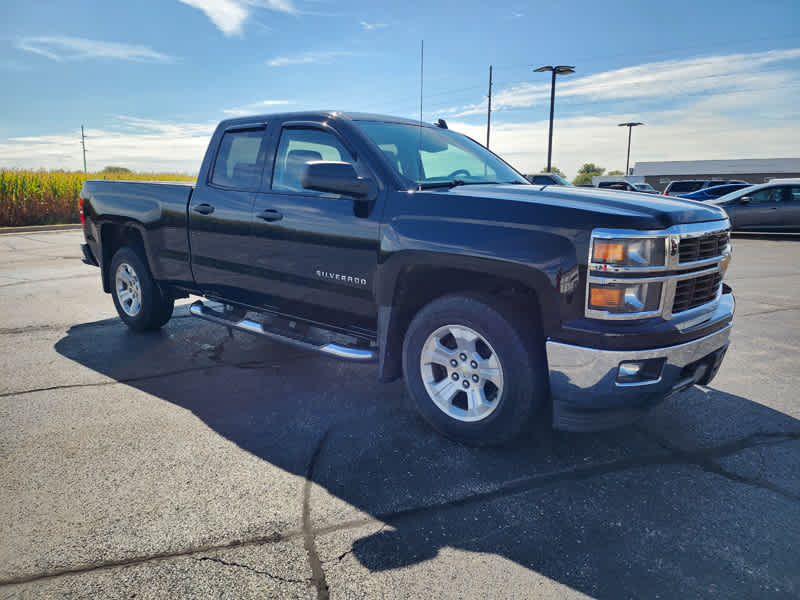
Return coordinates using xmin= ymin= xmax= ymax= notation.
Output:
xmin=80 ymin=111 xmax=734 ymax=445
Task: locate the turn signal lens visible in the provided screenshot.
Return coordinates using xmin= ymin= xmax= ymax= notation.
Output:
xmin=720 ymin=252 xmax=731 ymax=277
xmin=589 ymin=287 xmax=624 ymax=309
xmin=592 ymin=241 xmax=626 ymax=263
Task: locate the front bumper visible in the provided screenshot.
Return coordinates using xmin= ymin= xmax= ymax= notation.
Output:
xmin=547 ymin=294 xmax=733 ymax=432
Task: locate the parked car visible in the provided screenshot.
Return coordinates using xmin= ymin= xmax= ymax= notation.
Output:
xmin=79 ymin=111 xmax=734 ymax=445
xmin=597 ymin=181 xmax=658 ymax=193
xmin=663 ymin=179 xmax=749 ymax=196
xmin=708 ymin=179 xmax=800 ymax=231
xmin=680 ymin=183 xmax=753 ymax=202
xmin=525 ymin=172 xmax=573 ymax=186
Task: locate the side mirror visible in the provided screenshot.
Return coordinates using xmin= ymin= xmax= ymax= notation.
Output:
xmin=739 ymin=196 xmax=751 ymax=204
xmin=301 ymin=161 xmax=377 ymax=200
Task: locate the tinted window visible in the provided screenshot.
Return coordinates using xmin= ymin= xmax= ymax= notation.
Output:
xmin=668 ymin=181 xmax=704 ymax=193
xmin=533 ymin=175 xmax=553 ymax=185
xmin=272 ymin=128 xmax=354 ymax=193
xmin=746 ymin=187 xmax=782 ymax=203
xmin=211 ymin=128 xmax=267 ymax=190
xmin=789 ymin=187 xmax=800 ymax=201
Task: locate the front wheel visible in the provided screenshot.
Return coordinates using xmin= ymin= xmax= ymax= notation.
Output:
xmin=110 ymin=247 xmax=174 ymax=331
xmin=402 ymin=294 xmax=546 ymax=446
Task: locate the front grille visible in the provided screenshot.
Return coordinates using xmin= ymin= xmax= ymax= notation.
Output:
xmin=679 ymin=232 xmax=729 ymax=263
xmin=672 ymin=272 xmax=722 ymax=313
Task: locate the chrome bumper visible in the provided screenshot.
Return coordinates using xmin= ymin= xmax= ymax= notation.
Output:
xmin=547 ymin=295 xmax=733 ymax=431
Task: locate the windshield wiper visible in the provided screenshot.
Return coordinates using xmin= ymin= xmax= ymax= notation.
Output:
xmin=417 ymin=180 xmax=516 ymax=190
xmin=417 ymin=179 xmax=467 ymax=190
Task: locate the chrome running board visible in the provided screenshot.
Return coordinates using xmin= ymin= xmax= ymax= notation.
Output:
xmin=189 ymin=300 xmax=376 ymax=362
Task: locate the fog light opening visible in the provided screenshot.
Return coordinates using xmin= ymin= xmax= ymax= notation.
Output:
xmin=616 ymin=358 xmax=665 ymax=385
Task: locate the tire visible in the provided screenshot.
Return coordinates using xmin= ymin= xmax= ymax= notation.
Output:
xmin=110 ymin=246 xmax=174 ymax=331
xmin=402 ymin=294 xmax=547 ymax=446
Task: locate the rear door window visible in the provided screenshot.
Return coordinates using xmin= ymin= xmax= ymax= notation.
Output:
xmin=210 ymin=128 xmax=268 ymax=191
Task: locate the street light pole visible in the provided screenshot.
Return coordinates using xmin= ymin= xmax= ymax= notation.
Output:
xmin=618 ymin=122 xmax=643 ymax=175
xmin=534 ymin=65 xmax=575 ymax=173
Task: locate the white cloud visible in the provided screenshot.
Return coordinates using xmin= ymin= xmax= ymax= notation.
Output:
xmin=445 ymin=48 xmax=800 ymax=118
xmin=360 ymin=21 xmax=386 ymax=30
xmin=425 ymin=48 xmax=800 ymax=179
xmin=16 ymin=36 xmax=173 ymax=63
xmin=267 ymin=50 xmax=353 ymax=67
xmin=448 ymin=105 xmax=800 ymax=181
xmin=179 ymin=0 xmax=296 ymax=35
xmin=222 ymin=99 xmax=293 ymax=115
xmin=0 ymin=117 xmax=216 ymax=173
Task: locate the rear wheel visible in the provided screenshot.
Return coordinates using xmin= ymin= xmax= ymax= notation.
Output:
xmin=402 ymin=294 xmax=546 ymax=446
xmin=110 ymin=247 xmax=174 ymax=331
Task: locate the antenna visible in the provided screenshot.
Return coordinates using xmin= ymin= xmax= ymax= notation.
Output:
xmin=419 ymin=40 xmax=424 ymax=128
xmin=80 ymin=125 xmax=88 ymax=174
xmin=418 ymin=40 xmax=424 ymax=191
xmin=486 ymin=65 xmax=493 ymax=148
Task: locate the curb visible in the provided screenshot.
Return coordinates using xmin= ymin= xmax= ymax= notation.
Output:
xmin=0 ymin=224 xmax=82 ymax=235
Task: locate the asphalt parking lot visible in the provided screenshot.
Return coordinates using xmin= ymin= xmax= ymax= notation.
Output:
xmin=1 ymin=230 xmax=798 ymax=599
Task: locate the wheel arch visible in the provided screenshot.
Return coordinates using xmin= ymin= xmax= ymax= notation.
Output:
xmin=99 ymin=221 xmax=149 ymax=293
xmin=377 ymin=256 xmax=558 ymax=382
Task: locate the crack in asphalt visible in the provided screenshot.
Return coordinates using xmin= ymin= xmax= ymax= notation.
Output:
xmin=738 ymin=306 xmax=800 ymax=318
xmin=303 ymin=430 xmax=331 ymax=600
xmin=0 ymin=314 xmax=194 ymax=337
xmin=0 ymin=359 xmax=271 ymax=399
xmin=0 ymin=532 xmax=289 ymax=587
xmin=2 ymin=429 xmax=798 ymax=589
xmin=193 ymin=556 xmax=310 ymax=584
xmin=0 ymin=274 xmax=96 ymax=288
xmin=635 ymin=427 xmax=800 ymax=502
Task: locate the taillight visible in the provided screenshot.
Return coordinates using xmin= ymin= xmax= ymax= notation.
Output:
xmin=79 ymin=197 xmax=85 ymax=226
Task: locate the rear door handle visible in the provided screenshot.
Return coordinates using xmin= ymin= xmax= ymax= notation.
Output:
xmin=192 ymin=203 xmax=215 ymax=215
xmin=257 ymin=209 xmax=283 ymax=222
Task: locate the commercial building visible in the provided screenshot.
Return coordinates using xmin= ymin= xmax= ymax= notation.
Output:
xmin=633 ymin=158 xmax=800 ymax=192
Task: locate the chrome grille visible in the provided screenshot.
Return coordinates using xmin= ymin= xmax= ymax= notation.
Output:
xmin=672 ymin=272 xmax=722 ymax=313
xmin=679 ymin=232 xmax=729 ymax=263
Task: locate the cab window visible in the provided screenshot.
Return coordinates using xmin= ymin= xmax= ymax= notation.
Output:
xmin=210 ymin=128 xmax=267 ymax=191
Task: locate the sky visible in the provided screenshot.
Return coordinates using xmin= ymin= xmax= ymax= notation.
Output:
xmin=1 ymin=0 xmax=799 ymax=179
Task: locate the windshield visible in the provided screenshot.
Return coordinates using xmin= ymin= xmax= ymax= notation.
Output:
xmin=355 ymin=120 xmax=528 ymax=187
xmin=634 ymin=184 xmax=656 ymax=192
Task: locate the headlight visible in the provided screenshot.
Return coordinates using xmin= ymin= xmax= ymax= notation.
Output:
xmin=591 ymin=238 xmax=666 ymax=267
xmin=588 ymin=282 xmax=662 ymax=313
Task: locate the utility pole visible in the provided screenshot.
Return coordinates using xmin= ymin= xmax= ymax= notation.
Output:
xmin=80 ymin=125 xmax=87 ymax=174
xmin=486 ymin=65 xmax=493 ymax=148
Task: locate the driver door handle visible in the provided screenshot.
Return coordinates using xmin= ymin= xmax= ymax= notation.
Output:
xmin=257 ymin=209 xmax=283 ymax=222
xmin=192 ymin=203 xmax=215 ymax=215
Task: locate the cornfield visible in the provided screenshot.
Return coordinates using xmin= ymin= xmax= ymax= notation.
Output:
xmin=0 ymin=169 xmax=196 ymax=227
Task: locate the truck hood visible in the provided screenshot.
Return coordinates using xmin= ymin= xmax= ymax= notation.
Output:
xmin=441 ymin=184 xmax=728 ymax=229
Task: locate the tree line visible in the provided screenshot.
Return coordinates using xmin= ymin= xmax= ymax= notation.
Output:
xmin=543 ymin=165 xmax=624 ymax=185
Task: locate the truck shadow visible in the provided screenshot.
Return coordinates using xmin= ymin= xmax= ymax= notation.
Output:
xmin=54 ymin=313 xmax=800 ymax=598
